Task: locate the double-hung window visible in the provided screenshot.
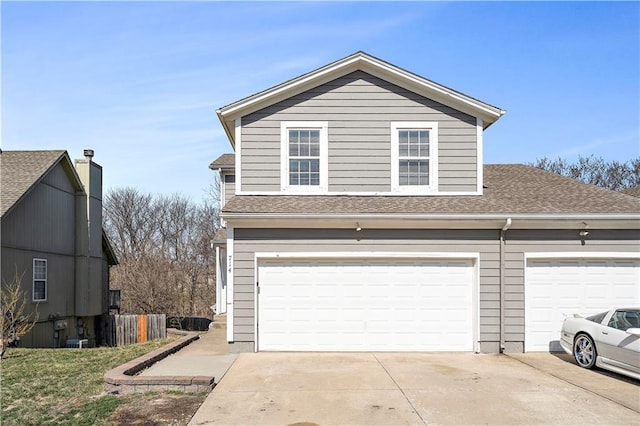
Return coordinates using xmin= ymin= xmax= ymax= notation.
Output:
xmin=281 ymin=121 xmax=328 ymax=192
xmin=391 ymin=122 xmax=438 ymax=192
xmin=33 ymin=258 xmax=47 ymax=302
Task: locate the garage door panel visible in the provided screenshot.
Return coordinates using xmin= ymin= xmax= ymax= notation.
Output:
xmin=258 ymin=258 xmax=475 ymax=352
xmin=525 ymin=258 xmax=640 ymax=352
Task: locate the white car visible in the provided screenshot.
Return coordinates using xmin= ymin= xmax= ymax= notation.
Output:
xmin=560 ymin=308 xmax=640 ymax=380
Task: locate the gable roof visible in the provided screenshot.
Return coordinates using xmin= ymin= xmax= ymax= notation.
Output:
xmin=0 ymin=150 xmax=84 ymax=217
xmin=217 ymin=51 xmax=505 ymax=147
xmin=221 ymin=164 xmax=640 ymax=228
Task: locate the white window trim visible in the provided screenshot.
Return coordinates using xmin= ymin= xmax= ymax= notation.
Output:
xmin=391 ymin=121 xmax=439 ymax=193
xmin=32 ymin=258 xmax=47 ymax=302
xmin=280 ymin=121 xmax=328 ymax=193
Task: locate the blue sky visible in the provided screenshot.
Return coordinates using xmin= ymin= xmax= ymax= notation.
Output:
xmin=2 ymin=2 xmax=638 ymax=203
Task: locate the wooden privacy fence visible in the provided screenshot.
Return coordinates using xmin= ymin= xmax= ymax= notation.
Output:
xmin=108 ymin=314 xmax=166 ymax=346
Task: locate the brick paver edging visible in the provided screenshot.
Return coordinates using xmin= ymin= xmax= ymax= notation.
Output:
xmin=104 ymin=332 xmax=215 ymax=394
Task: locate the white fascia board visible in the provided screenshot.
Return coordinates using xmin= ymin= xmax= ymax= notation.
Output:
xmin=223 ymin=213 xmax=640 ymax=230
xmin=357 ymin=57 xmax=504 ymax=122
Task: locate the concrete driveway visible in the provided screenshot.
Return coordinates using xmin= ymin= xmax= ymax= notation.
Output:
xmin=189 ymin=352 xmax=639 ymax=425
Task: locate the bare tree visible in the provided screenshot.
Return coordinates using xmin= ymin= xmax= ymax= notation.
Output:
xmin=1 ymin=270 xmax=39 ymax=359
xmin=530 ymin=155 xmax=640 ymax=191
xmin=103 ymin=188 xmax=219 ymax=317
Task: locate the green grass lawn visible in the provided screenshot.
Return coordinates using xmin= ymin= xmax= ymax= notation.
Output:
xmin=1 ymin=338 xmax=176 ymax=425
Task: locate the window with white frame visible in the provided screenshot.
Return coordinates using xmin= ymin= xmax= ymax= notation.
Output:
xmin=33 ymin=258 xmax=47 ymax=302
xmin=281 ymin=121 xmax=328 ymax=192
xmin=391 ymin=122 xmax=438 ymax=192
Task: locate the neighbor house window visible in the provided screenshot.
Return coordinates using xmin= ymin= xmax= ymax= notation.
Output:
xmin=281 ymin=121 xmax=328 ymax=192
xmin=33 ymin=258 xmax=47 ymax=302
xmin=391 ymin=122 xmax=438 ymax=192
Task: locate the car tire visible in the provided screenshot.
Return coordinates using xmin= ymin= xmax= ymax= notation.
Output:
xmin=573 ymin=334 xmax=597 ymax=369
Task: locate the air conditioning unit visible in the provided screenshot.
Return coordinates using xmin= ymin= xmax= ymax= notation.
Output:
xmin=65 ymin=339 xmax=89 ymax=348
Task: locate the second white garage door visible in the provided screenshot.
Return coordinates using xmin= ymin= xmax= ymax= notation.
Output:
xmin=257 ymin=257 xmax=475 ymax=352
xmin=525 ymin=257 xmax=640 ymax=352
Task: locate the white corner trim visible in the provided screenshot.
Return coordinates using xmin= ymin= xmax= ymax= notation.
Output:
xmin=226 ymin=226 xmax=234 ymax=342
xmin=476 ymin=118 xmax=483 ymax=195
xmin=390 ymin=122 xmax=439 ymax=193
xmin=525 ymin=252 xmax=640 ymax=260
xmin=280 ymin=121 xmax=328 ymax=193
xmin=234 ymin=118 xmax=242 ymax=195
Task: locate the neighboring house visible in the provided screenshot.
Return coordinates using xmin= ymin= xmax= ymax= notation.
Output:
xmin=0 ymin=150 xmax=117 ymax=348
xmin=210 ymin=52 xmax=640 ymax=354
xmin=621 ymin=185 xmax=640 ymax=198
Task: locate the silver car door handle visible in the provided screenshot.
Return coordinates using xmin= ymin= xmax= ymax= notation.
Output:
xmin=602 ymin=331 xmax=608 ymax=335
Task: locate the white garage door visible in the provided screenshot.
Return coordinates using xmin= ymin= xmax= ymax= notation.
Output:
xmin=257 ymin=257 xmax=475 ymax=352
xmin=525 ymin=258 xmax=640 ymax=352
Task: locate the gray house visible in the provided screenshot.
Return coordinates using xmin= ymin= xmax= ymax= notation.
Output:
xmin=210 ymin=52 xmax=640 ymax=354
xmin=0 ymin=150 xmax=117 ymax=348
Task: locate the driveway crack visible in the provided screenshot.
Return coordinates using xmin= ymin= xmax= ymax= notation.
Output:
xmin=372 ymin=353 xmax=428 ymax=425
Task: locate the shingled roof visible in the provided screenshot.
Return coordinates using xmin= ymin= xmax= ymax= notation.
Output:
xmin=222 ymin=164 xmax=640 ymax=215
xmin=621 ymin=186 xmax=640 ymax=198
xmin=0 ymin=150 xmax=79 ymax=217
xmin=209 ymin=153 xmax=235 ymax=170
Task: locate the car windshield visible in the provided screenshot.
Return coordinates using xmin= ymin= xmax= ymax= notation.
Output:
xmin=586 ymin=311 xmax=608 ymax=324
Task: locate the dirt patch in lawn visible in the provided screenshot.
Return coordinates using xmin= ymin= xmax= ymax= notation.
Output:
xmin=109 ymin=392 xmax=207 ymax=425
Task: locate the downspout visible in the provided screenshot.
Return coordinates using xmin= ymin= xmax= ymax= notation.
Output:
xmin=499 ymin=218 xmax=512 ymax=353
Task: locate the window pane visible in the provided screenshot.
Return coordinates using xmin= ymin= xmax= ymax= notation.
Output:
xmin=310 ymin=130 xmax=319 ymax=143
xmin=300 ymin=142 xmax=309 ymax=156
xmin=289 ymin=142 xmax=298 ymax=157
xmin=34 ymin=281 xmax=45 ymax=300
xmin=300 ymin=130 xmax=310 ymax=142
xmin=300 ymin=174 xmax=309 ymax=185
xmin=310 ymin=173 xmax=320 ymax=186
xmin=289 ymin=172 xmax=299 ymax=186
xmin=300 ymin=160 xmax=310 ymax=173
xmin=289 ymin=130 xmax=299 ymax=143
xmin=419 ymin=131 xmax=429 ymax=157
xmin=310 ymin=160 xmax=319 ymax=173
xmin=290 ymin=160 xmax=299 ymax=173
xmin=310 ymin=142 xmax=320 ymax=156
xmin=399 ymin=131 xmax=408 ymax=157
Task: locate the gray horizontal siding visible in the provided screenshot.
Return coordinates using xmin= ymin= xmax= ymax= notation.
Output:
xmin=232 ymin=228 xmax=500 ymax=346
xmin=241 ymin=71 xmax=477 ymax=193
xmin=230 ymin=228 xmax=640 ymax=351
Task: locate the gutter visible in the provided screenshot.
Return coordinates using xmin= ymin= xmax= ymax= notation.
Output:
xmin=500 ymin=218 xmax=512 ymax=353
xmin=221 ymin=212 xmax=640 ymax=221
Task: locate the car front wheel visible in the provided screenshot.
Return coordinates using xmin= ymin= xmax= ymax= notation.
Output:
xmin=573 ymin=334 xmax=597 ymax=369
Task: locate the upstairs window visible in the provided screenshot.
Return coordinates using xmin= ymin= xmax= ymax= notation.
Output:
xmin=289 ymin=129 xmax=320 ymax=186
xmin=391 ymin=122 xmax=438 ymax=193
xmin=399 ymin=130 xmax=430 ymax=186
xmin=33 ymin=258 xmax=47 ymax=302
xmin=281 ymin=121 xmax=328 ymax=192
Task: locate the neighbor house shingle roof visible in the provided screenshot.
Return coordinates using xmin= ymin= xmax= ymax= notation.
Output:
xmin=222 ymin=164 xmax=640 ymax=215
xmin=209 ymin=154 xmax=235 ymax=170
xmin=0 ymin=150 xmax=70 ymax=216
xmin=621 ymin=186 xmax=640 ymax=198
